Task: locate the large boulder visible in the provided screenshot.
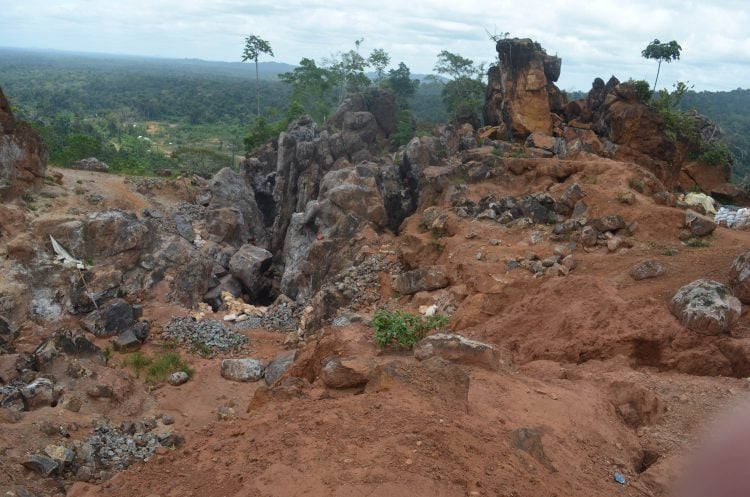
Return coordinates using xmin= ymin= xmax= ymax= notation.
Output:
xmin=220 ymin=358 xmax=265 ymax=382
xmin=629 ymin=260 xmax=666 ymax=281
xmin=228 ymin=244 xmax=273 ymax=300
xmin=483 ymin=38 xmax=561 ymax=138
xmin=685 ymin=209 xmax=717 ymax=237
xmin=729 ymin=251 xmax=750 ymax=304
xmin=0 ymin=86 xmax=48 ymax=199
xmin=203 ymin=167 xmax=267 ymax=246
xmin=321 ymin=356 xmax=373 ymax=389
xmin=669 ymin=279 xmax=741 ymax=335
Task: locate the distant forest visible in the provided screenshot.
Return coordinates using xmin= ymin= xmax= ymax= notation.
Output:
xmin=0 ymin=48 xmax=747 ymax=181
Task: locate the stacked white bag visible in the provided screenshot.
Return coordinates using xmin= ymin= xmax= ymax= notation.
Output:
xmin=715 ymin=207 xmax=750 ymax=229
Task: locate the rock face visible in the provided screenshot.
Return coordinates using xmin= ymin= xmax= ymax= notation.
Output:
xmin=484 ymin=38 xmax=562 ymax=139
xmin=669 ymin=279 xmax=741 ymax=335
xmin=228 ymin=244 xmax=273 ymax=300
xmin=0 ymin=86 xmax=48 ymax=199
xmin=729 ymin=251 xmax=750 ymax=304
xmin=391 ymin=266 xmax=450 ymax=295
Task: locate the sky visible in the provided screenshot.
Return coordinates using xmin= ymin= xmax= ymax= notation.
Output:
xmin=0 ymin=0 xmax=748 ymax=92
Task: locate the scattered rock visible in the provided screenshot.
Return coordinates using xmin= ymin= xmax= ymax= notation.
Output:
xmin=321 ymin=356 xmax=373 ymax=389
xmin=20 ymin=377 xmax=56 ymax=410
xmin=592 ymin=215 xmax=626 ymax=232
xmin=414 ymin=333 xmax=508 ymax=370
xmin=264 ymin=350 xmax=297 ymax=386
xmin=22 ymin=454 xmax=58 ymax=477
xmin=83 ymin=299 xmax=134 ymax=337
xmin=669 ymin=279 xmax=741 ymax=335
xmin=112 ymin=328 xmax=142 ymax=352
xmin=685 ymin=209 xmax=717 ymax=237
xmin=220 ymin=358 xmax=265 ymax=382
xmin=168 ymin=372 xmax=189 ymax=386
xmin=630 ymin=260 xmax=666 ymax=281
xmin=729 ymin=251 xmax=750 ymax=304
xmin=73 ymin=157 xmax=109 ymax=172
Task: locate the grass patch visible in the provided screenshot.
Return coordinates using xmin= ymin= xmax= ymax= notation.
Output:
xmin=686 ymin=238 xmax=710 ymax=248
xmin=372 ymin=309 xmax=449 ymax=349
xmin=123 ymin=351 xmax=193 ymax=384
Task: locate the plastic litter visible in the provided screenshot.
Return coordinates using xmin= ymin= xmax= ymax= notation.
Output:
xmin=49 ymin=235 xmax=86 ymax=270
xmin=613 ymin=472 xmax=626 ymax=485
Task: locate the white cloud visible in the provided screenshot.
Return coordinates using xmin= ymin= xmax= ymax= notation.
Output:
xmin=0 ymin=0 xmax=747 ymax=90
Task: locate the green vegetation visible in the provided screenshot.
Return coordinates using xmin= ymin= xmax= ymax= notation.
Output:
xmin=124 ymin=350 xmax=193 ymax=383
xmin=641 ymin=39 xmax=682 ymax=91
xmin=433 ymin=51 xmax=486 ymax=124
xmin=372 ymin=309 xmax=449 ymax=348
xmin=241 ymin=34 xmax=275 ymax=117
xmin=686 ymin=238 xmax=711 ymax=248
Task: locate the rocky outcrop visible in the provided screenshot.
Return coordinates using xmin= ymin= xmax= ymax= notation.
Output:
xmin=484 ymin=38 xmax=562 ymax=139
xmin=0 ymin=86 xmax=48 ymax=199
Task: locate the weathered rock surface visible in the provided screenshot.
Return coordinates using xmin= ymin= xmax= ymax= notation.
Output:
xmin=0 ymin=86 xmax=48 ymax=199
xmin=83 ymin=299 xmax=134 ymax=337
xmin=630 ymin=260 xmax=666 ymax=281
xmin=729 ymin=251 xmax=750 ymax=304
xmin=264 ymin=350 xmax=297 ymax=386
xmin=20 ymin=378 xmax=57 ymax=410
xmin=669 ymin=279 xmax=741 ymax=335
xmin=220 ymin=358 xmax=265 ymax=382
xmin=321 ymin=356 xmax=373 ymax=389
xmin=685 ymin=209 xmax=717 ymax=237
xmin=391 ymin=266 xmax=450 ymax=295
xmin=202 ymin=167 xmax=267 ymax=246
xmin=484 ymin=38 xmax=562 ymax=138
xmin=414 ymin=334 xmax=507 ymax=370
xmin=228 ymin=244 xmax=273 ymax=299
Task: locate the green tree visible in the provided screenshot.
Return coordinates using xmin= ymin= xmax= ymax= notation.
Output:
xmin=385 ymin=62 xmax=420 ymax=104
xmin=433 ymin=50 xmax=485 ymax=124
xmin=279 ymin=58 xmax=337 ymax=122
xmin=368 ymin=48 xmax=391 ymax=85
xmin=641 ymin=39 xmax=682 ymax=92
xmin=326 ymin=39 xmax=371 ymax=102
xmin=242 ymin=34 xmax=274 ymax=117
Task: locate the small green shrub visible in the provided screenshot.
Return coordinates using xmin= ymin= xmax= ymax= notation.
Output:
xmin=102 ymin=346 xmax=113 ymax=365
xmin=696 ymin=141 xmax=732 ymax=166
xmin=145 ymin=352 xmax=193 ymax=384
xmin=686 ymin=238 xmax=710 ymax=248
xmin=372 ymin=309 xmax=449 ymax=348
xmin=663 ymin=247 xmax=678 ymax=256
xmin=628 ymin=177 xmax=645 ymax=193
xmin=124 ymin=352 xmax=150 ymax=378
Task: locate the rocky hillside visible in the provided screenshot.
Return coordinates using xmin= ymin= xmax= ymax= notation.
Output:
xmin=1 ymin=39 xmax=749 ymax=497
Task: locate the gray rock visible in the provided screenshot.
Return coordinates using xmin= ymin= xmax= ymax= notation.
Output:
xmin=0 ymin=315 xmax=18 ymax=352
xmin=669 ymin=279 xmax=741 ymax=335
xmin=168 ymin=371 xmax=189 ymax=386
xmin=592 ymin=215 xmax=625 ymax=232
xmin=73 ymin=157 xmax=109 ymax=172
xmin=173 ymin=214 xmax=194 ymax=241
xmin=112 ymin=328 xmax=142 ymax=352
xmin=44 ymin=444 xmax=74 ymax=471
xmin=162 ymin=414 xmax=174 ymax=425
xmin=580 ymin=225 xmax=598 ymax=247
xmin=685 ymin=209 xmax=717 ymax=237
xmin=264 ymin=350 xmax=297 ymax=386
xmin=729 ymin=251 xmax=750 ymax=304
xmin=220 ymin=358 xmax=265 ymax=382
xmin=630 ymin=260 xmax=666 ymax=281
xmin=391 ymin=266 xmax=450 ymax=295
xmin=562 ymin=254 xmax=577 ymax=271
xmin=560 ymin=183 xmax=585 ymax=208
xmin=413 ymin=333 xmax=508 ymax=370
xmin=20 ymin=378 xmax=56 ymax=410
xmin=321 ymin=356 xmax=373 ymax=389
xmin=228 ymin=244 xmax=273 ymax=297
xmin=75 ymin=465 xmax=95 ymax=482
xmin=22 ymin=454 xmax=58 ymax=476
xmin=83 ymin=298 xmax=134 ymax=337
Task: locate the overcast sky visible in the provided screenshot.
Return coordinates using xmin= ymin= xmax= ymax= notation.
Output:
xmin=0 ymin=0 xmax=747 ymax=91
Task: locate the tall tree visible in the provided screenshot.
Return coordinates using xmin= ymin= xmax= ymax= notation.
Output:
xmin=242 ymin=34 xmax=274 ymax=117
xmin=368 ymin=48 xmax=391 ymax=85
xmin=641 ymin=39 xmax=682 ymax=91
xmin=433 ymin=50 xmax=485 ymax=124
xmin=385 ymin=62 xmax=420 ymax=104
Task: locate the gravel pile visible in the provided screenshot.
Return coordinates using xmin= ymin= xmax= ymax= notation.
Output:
xmin=175 ymin=201 xmax=205 ymax=221
xmin=83 ymin=420 xmax=173 ymax=470
xmin=162 ymin=317 xmax=248 ymax=350
xmin=231 ymin=301 xmax=301 ymax=332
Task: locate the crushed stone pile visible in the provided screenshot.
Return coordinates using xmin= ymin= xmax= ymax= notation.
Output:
xmin=161 ymin=317 xmax=248 ymax=350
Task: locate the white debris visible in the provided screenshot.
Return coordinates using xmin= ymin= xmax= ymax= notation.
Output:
xmin=682 ymin=193 xmax=717 ymax=215
xmin=49 ymin=235 xmax=86 ymax=270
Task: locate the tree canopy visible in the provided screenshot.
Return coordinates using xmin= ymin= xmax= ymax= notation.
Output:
xmin=641 ymin=39 xmax=682 ymax=91
xmin=242 ymin=35 xmax=274 ymax=117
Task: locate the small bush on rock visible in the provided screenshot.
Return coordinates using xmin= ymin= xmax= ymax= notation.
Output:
xmin=372 ymin=309 xmax=448 ymax=348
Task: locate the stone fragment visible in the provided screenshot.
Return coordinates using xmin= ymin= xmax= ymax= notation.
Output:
xmin=168 ymin=372 xmax=189 ymax=386
xmin=264 ymin=350 xmax=297 ymax=386
xmin=321 ymin=356 xmax=373 ymax=389
xmin=685 ymin=209 xmax=717 ymax=237
xmin=22 ymin=454 xmax=58 ymax=477
xmin=83 ymin=299 xmax=134 ymax=337
xmin=19 ymin=378 xmax=56 ymax=410
xmin=220 ymin=358 xmax=265 ymax=382
xmin=729 ymin=251 xmax=750 ymax=304
xmin=391 ymin=266 xmax=450 ymax=295
xmin=629 ymin=260 xmax=666 ymax=281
